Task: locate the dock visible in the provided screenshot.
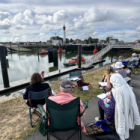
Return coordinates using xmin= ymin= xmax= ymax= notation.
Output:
xmin=0 ymin=59 xmax=106 ymax=93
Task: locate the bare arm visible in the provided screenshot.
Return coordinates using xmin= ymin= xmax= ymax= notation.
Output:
xmin=106 ymin=75 xmax=111 ymax=89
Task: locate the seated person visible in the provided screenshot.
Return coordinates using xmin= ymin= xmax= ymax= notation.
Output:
xmin=101 ymin=73 xmax=112 ymax=92
xmin=117 ymin=55 xmax=124 ymax=62
xmin=110 ymin=63 xmax=117 ymax=71
xmin=137 ymin=54 xmax=140 ymax=65
xmin=123 ymin=63 xmax=131 ymax=75
xmin=23 ymin=72 xmax=51 ymax=107
xmin=44 ymin=79 xmax=86 ymax=133
xmin=97 ymin=66 xmax=140 ymax=140
xmin=96 ymin=66 xmax=116 ymax=123
xmin=129 ymin=53 xmax=139 ymax=66
xmin=115 ymin=62 xmax=127 ymax=78
xmin=110 ymin=55 xmax=124 ymax=71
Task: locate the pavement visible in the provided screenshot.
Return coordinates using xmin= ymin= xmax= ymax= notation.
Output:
xmin=24 ymin=72 xmax=140 ymax=140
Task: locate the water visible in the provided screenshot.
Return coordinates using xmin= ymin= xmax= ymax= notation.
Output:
xmin=0 ymin=50 xmax=120 ymax=86
xmin=1 ymin=49 xmax=127 ymax=96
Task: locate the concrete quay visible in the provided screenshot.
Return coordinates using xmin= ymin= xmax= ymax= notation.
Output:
xmin=0 ymin=61 xmax=96 ymax=93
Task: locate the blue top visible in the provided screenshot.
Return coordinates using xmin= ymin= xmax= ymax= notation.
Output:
xmin=132 ymin=57 xmax=139 ymax=65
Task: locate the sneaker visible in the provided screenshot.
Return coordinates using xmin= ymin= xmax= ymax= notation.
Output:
xmin=31 ymin=108 xmax=36 ymax=114
xmin=95 ymin=117 xmax=102 ymax=122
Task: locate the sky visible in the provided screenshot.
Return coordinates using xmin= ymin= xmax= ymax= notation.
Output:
xmin=0 ymin=0 xmax=140 ymax=42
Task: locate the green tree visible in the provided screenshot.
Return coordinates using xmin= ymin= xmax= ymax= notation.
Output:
xmin=106 ymin=37 xmax=110 ymax=43
xmin=70 ymin=38 xmax=73 ymax=42
xmin=92 ymin=38 xmax=99 ymax=43
xmin=66 ymin=38 xmax=69 ymax=43
xmin=88 ymin=37 xmax=93 ymax=43
xmin=116 ymin=39 xmax=119 ymax=43
xmin=84 ymin=39 xmax=88 ymax=44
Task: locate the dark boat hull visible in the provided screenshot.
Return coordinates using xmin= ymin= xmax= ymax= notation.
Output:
xmin=39 ymin=52 xmax=48 ymax=55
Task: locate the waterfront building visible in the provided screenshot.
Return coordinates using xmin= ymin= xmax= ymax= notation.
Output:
xmin=52 ymin=40 xmax=63 ymax=46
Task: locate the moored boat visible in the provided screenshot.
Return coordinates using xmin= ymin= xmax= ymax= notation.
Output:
xmin=63 ymin=56 xmax=86 ymax=67
xmin=39 ymin=50 xmax=48 ymax=54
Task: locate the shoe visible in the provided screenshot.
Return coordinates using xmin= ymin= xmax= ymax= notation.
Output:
xmin=31 ymin=108 xmax=36 ymax=114
xmin=95 ymin=117 xmax=102 ymax=122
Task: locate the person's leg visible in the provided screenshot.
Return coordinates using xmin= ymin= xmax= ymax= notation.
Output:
xmin=98 ymin=102 xmax=104 ymax=120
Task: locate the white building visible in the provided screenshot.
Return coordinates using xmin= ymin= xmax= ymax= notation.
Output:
xmin=52 ymin=40 xmax=63 ymax=46
xmin=109 ymin=39 xmax=117 ymax=44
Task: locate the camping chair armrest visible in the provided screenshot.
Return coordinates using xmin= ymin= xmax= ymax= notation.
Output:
xmin=79 ymin=109 xmax=85 ymax=117
xmin=79 ymin=100 xmax=88 ymax=117
xmin=37 ymin=104 xmax=46 ymax=119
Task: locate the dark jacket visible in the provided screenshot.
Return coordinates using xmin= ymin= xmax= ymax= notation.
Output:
xmin=23 ymin=83 xmax=50 ymax=107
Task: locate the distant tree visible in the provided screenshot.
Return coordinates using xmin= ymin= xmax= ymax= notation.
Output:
xmin=106 ymin=37 xmax=110 ymax=43
xmin=84 ymin=39 xmax=88 ymax=44
xmin=92 ymin=38 xmax=99 ymax=43
xmin=70 ymin=38 xmax=74 ymax=42
xmin=66 ymin=38 xmax=69 ymax=43
xmin=115 ymin=39 xmax=117 ymax=42
xmin=88 ymin=37 xmax=92 ymax=43
xmin=87 ymin=37 xmax=99 ymax=44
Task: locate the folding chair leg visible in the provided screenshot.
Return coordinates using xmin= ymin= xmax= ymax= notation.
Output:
xmin=79 ymin=129 xmax=82 ymax=140
xmin=29 ymin=108 xmax=33 ymax=127
xmin=47 ymin=132 xmax=50 ymax=140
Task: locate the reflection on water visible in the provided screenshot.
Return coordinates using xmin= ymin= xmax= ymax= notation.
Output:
xmin=0 ymin=50 xmax=119 ymax=86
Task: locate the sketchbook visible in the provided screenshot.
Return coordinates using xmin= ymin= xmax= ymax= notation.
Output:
xmin=97 ymin=93 xmax=106 ymax=99
xmin=99 ymin=82 xmax=107 ymax=86
xmin=124 ymin=77 xmax=131 ymax=81
xmin=82 ymin=86 xmax=89 ymax=90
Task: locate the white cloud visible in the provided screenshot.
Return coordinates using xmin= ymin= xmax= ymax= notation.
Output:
xmin=12 ymin=34 xmax=20 ymax=38
xmin=23 ymin=9 xmax=34 ymax=24
xmin=15 ymin=24 xmax=26 ymax=30
xmin=13 ymin=9 xmax=34 ymax=25
xmin=35 ymin=14 xmax=53 ymax=24
xmin=84 ymin=7 xmax=109 ymax=22
xmin=35 ymin=10 xmax=68 ymax=25
xmin=0 ymin=18 xmax=11 ymax=30
xmin=53 ymin=10 xmax=69 ymax=23
xmin=0 ymin=1 xmax=139 ymax=42
xmin=3 ymin=30 xmax=10 ymax=34
xmin=39 ymin=33 xmax=45 ymax=36
xmin=0 ymin=11 xmax=10 ymax=20
xmin=136 ymin=26 xmax=140 ymax=32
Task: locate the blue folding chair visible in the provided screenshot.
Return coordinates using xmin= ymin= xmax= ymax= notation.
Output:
xmin=28 ymin=88 xmax=52 ymax=127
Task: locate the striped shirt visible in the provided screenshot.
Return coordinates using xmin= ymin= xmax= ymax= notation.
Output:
xmin=118 ymin=69 xmax=127 ymax=78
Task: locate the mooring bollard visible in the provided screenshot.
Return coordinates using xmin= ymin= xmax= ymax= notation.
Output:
xmin=78 ymin=45 xmax=81 ymax=68
xmin=53 ymin=49 xmax=58 ymax=67
xmin=41 ymin=71 xmax=45 ymax=79
xmin=0 ymin=44 xmax=10 ymax=88
xmin=48 ymin=47 xmax=53 ymax=63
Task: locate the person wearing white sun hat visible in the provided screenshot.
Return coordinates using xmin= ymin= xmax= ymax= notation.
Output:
xmin=115 ymin=62 xmax=127 ymax=78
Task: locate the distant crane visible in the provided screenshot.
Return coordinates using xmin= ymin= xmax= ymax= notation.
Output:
xmin=131 ymin=39 xmax=139 ymax=45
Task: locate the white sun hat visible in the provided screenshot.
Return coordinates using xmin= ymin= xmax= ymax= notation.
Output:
xmin=115 ymin=62 xmax=124 ymax=69
xmin=132 ymin=53 xmax=136 ymax=57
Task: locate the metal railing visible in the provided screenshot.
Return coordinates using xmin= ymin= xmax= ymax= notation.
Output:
xmin=82 ymin=44 xmax=140 ymax=68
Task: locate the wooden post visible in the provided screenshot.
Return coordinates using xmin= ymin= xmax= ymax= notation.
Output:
xmin=78 ymin=45 xmax=81 ymax=68
xmin=53 ymin=49 xmax=58 ymax=67
xmin=18 ymin=44 xmax=20 ymax=52
xmin=0 ymin=45 xmax=10 ymax=87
